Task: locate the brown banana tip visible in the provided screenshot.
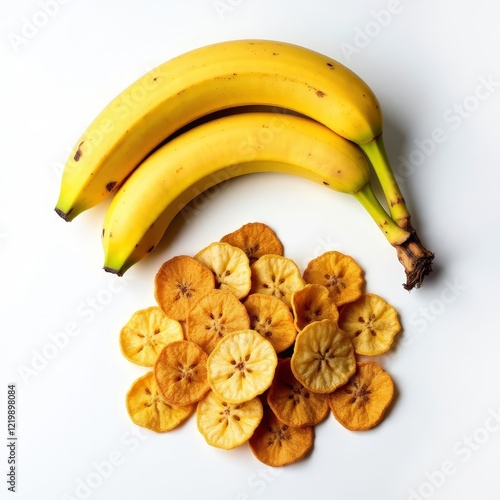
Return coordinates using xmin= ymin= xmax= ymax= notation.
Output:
xmin=54 ymin=207 xmax=71 ymax=222
xmin=103 ymin=266 xmax=124 ymax=277
xmin=395 ymin=234 xmax=435 ymax=291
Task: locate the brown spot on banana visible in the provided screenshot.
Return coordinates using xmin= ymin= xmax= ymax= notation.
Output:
xmin=106 ymin=181 xmax=117 ymax=192
xmin=74 ymin=141 xmax=84 ymax=161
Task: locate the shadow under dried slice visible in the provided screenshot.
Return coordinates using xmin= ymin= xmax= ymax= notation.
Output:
xmin=291 ymin=319 xmax=356 ymax=394
xmin=250 ymin=254 xmax=305 ymax=309
xmin=197 ymin=391 xmax=263 ymax=450
xmin=243 ymin=293 xmax=296 ymax=354
xmin=207 ymin=330 xmax=277 ymax=404
xmin=120 ymin=306 xmax=184 ymax=366
xmin=154 ymin=340 xmax=210 ymax=406
xmin=249 ymin=406 xmax=314 ymax=467
xmin=328 ymin=361 xmax=395 ymax=431
xmin=154 ymin=255 xmax=215 ymax=321
xmin=291 ymin=283 xmax=339 ymax=331
xmin=303 ymin=251 xmax=364 ymax=307
xmin=126 ymin=372 xmax=195 ymax=433
xmin=338 ymin=293 xmax=401 ymax=355
xmin=195 ymin=242 xmax=251 ymax=299
xmin=186 ymin=289 xmax=250 ymax=354
xmin=268 ymin=358 xmax=329 ymax=428
xmin=220 ymin=222 xmax=284 ymax=264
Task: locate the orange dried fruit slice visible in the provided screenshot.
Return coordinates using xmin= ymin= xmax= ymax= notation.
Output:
xmin=154 ymin=255 xmax=215 ymax=321
xmin=207 ymin=329 xmax=278 ymax=404
xmin=197 ymin=391 xmax=263 ymax=450
xmin=291 ymin=319 xmax=356 ymax=394
xmin=243 ymin=293 xmax=296 ymax=354
xmin=303 ymin=251 xmax=364 ymax=307
xmin=291 ymin=284 xmax=339 ymax=331
xmin=195 ymin=242 xmax=251 ymax=299
xmin=220 ymin=222 xmax=284 ymax=263
xmin=328 ymin=361 xmax=395 ymax=431
xmin=250 ymin=254 xmax=305 ymax=309
xmin=249 ymin=406 xmax=314 ymax=467
xmin=119 ymin=306 xmax=184 ymax=366
xmin=186 ymin=289 xmax=250 ymax=354
xmin=154 ymin=340 xmax=210 ymax=406
xmin=268 ymin=358 xmax=329 ymax=428
xmin=338 ymin=293 xmax=401 ymax=355
xmin=126 ymin=372 xmax=195 ymax=433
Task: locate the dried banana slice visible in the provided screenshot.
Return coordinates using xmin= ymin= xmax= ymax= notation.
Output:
xmin=220 ymin=222 xmax=284 ymax=263
xmin=268 ymin=359 xmax=329 ymax=428
xmin=250 ymin=254 xmax=305 ymax=309
xmin=197 ymin=391 xmax=263 ymax=450
xmin=119 ymin=306 xmax=184 ymax=366
xmin=303 ymin=251 xmax=364 ymax=307
xmin=154 ymin=340 xmax=210 ymax=406
xmin=328 ymin=361 xmax=395 ymax=431
xmin=154 ymin=255 xmax=215 ymax=321
xmin=339 ymin=293 xmax=401 ymax=355
xmin=243 ymin=293 xmax=296 ymax=354
xmin=186 ymin=289 xmax=250 ymax=354
xmin=291 ymin=284 xmax=339 ymax=331
xmin=207 ymin=330 xmax=277 ymax=404
xmin=249 ymin=406 xmax=314 ymax=467
xmin=195 ymin=242 xmax=251 ymax=299
xmin=126 ymin=372 xmax=195 ymax=433
xmin=291 ymin=319 xmax=356 ymax=394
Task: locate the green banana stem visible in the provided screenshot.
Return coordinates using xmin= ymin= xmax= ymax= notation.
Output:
xmin=354 ymin=183 xmax=434 ymax=290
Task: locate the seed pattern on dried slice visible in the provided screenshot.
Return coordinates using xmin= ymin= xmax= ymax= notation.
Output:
xmin=303 ymin=251 xmax=364 ymax=307
xmin=126 ymin=372 xmax=195 ymax=433
xmin=291 ymin=284 xmax=339 ymax=331
xmin=250 ymin=254 xmax=305 ymax=309
xmin=154 ymin=340 xmax=210 ymax=406
xmin=243 ymin=293 xmax=296 ymax=354
xmin=195 ymin=242 xmax=251 ymax=299
xmin=197 ymin=391 xmax=263 ymax=450
xmin=120 ymin=306 xmax=184 ymax=366
xmin=291 ymin=319 xmax=356 ymax=394
xmin=220 ymin=222 xmax=284 ymax=263
xmin=154 ymin=255 xmax=216 ymax=321
xmin=249 ymin=406 xmax=314 ymax=467
xmin=207 ymin=330 xmax=277 ymax=404
xmin=338 ymin=293 xmax=401 ymax=356
xmin=268 ymin=358 xmax=329 ymax=428
xmin=186 ymin=289 xmax=250 ymax=354
xmin=328 ymin=361 xmax=395 ymax=431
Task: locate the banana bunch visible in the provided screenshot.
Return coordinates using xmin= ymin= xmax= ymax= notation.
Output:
xmin=55 ymin=39 xmax=434 ymax=289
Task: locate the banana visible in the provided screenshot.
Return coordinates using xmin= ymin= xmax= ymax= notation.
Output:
xmin=55 ymin=39 xmax=409 ymax=228
xmin=101 ymin=112 xmax=432 ymax=289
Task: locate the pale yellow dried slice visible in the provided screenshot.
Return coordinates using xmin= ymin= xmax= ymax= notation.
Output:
xmin=220 ymin=222 xmax=284 ymax=263
xmin=126 ymin=372 xmax=195 ymax=433
xmin=328 ymin=361 xmax=395 ymax=430
xmin=195 ymin=242 xmax=251 ymax=299
xmin=250 ymin=254 xmax=305 ymax=309
xmin=119 ymin=306 xmax=184 ymax=366
xmin=291 ymin=284 xmax=339 ymax=331
xmin=291 ymin=319 xmax=356 ymax=394
xmin=186 ymin=289 xmax=250 ymax=354
xmin=207 ymin=330 xmax=278 ymax=404
xmin=154 ymin=340 xmax=210 ymax=406
xmin=339 ymin=293 xmax=401 ymax=355
xmin=268 ymin=358 xmax=329 ymax=428
xmin=249 ymin=406 xmax=314 ymax=467
xmin=197 ymin=391 xmax=263 ymax=450
xmin=303 ymin=251 xmax=364 ymax=307
xmin=243 ymin=293 xmax=296 ymax=354
xmin=154 ymin=255 xmax=215 ymax=321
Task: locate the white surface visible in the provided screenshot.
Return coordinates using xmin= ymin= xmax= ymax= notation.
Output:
xmin=1 ymin=1 xmax=500 ymax=499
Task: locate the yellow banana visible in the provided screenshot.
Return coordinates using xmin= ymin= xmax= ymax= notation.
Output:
xmin=101 ymin=112 xmax=432 ymax=289
xmin=55 ymin=39 xmax=408 ymax=228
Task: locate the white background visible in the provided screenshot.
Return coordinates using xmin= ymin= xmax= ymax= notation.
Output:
xmin=1 ymin=1 xmax=500 ymax=499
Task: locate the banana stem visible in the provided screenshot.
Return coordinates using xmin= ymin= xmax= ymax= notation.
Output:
xmin=354 ymin=183 xmax=434 ymax=290
xmin=360 ymin=134 xmax=411 ymax=231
